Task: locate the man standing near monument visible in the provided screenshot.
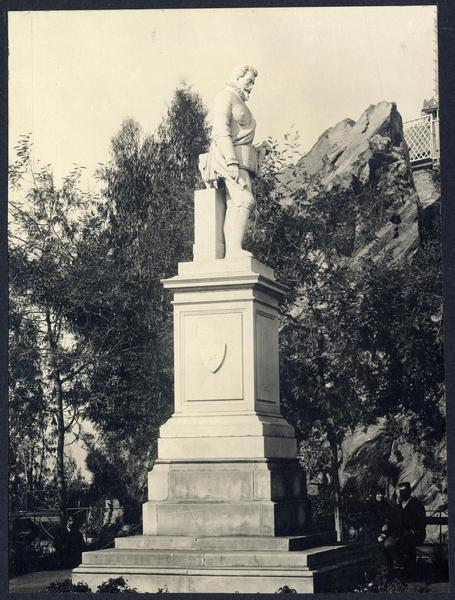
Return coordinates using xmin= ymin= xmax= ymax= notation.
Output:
xmin=381 ymin=482 xmax=426 ymax=574
xmin=199 ymin=64 xmax=269 ymax=258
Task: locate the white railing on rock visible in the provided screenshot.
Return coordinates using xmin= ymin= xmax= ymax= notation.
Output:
xmin=403 ymin=113 xmax=440 ymax=167
xmin=432 ymin=116 xmax=440 ymax=163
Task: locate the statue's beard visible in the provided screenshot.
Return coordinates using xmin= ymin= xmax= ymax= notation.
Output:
xmin=226 ymin=81 xmax=251 ymax=102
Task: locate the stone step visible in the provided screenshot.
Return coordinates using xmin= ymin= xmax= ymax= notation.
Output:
xmin=115 ymin=531 xmax=336 ymax=552
xmin=73 ymin=564 xmax=320 ymax=594
xmin=82 ymin=543 xmax=360 ymax=570
xmin=74 ymin=547 xmax=371 ymax=593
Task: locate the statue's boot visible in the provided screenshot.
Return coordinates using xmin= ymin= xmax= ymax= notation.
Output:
xmin=224 ymin=205 xmax=253 ymax=258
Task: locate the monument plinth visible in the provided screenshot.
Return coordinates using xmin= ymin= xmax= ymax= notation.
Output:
xmin=142 ymin=240 xmax=308 ymax=539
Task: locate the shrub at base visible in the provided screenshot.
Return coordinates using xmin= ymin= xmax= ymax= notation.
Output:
xmin=42 ymin=576 xmax=137 ymax=593
xmin=96 ymin=577 xmax=138 ymax=593
xmin=353 ymin=568 xmax=429 ymax=593
xmin=43 ymin=579 xmax=91 ymax=593
xmin=275 ymin=585 xmax=298 ymax=594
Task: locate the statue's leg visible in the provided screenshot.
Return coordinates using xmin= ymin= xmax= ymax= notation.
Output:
xmin=224 ymin=170 xmax=255 ymax=258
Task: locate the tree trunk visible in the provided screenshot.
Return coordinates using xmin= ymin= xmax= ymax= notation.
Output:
xmin=328 ymin=434 xmax=344 ymax=543
xmin=46 ymin=308 xmax=67 ymax=529
xmin=106 ymin=498 xmax=114 ymax=527
xmin=311 ymin=322 xmax=345 ymax=543
xmin=54 ymin=374 xmax=67 ymax=528
xmin=37 ymin=431 xmax=46 ymax=490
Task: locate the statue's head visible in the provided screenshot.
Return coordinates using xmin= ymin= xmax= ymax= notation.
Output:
xmin=230 ymin=64 xmax=258 ymax=101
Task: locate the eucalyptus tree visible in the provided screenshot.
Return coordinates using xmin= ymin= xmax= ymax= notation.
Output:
xmin=9 ymin=137 xmax=99 ymax=526
xmin=9 ymin=292 xmax=51 ymax=512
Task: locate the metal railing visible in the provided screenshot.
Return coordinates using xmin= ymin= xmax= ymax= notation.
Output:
xmin=403 ymin=114 xmax=440 ymax=167
xmin=313 ymin=509 xmax=448 ymax=545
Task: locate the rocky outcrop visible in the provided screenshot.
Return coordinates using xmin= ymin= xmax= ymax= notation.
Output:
xmin=341 ymin=424 xmax=446 ymax=506
xmin=282 ymin=101 xmax=440 ymax=264
xmin=299 ymin=101 xmax=409 ymax=195
xmin=413 ymin=169 xmax=441 ymax=244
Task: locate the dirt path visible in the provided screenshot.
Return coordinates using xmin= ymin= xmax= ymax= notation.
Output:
xmin=9 ymin=570 xmax=73 ymax=593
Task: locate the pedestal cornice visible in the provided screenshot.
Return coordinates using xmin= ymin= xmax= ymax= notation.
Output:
xmin=162 ymin=258 xmax=288 ymax=300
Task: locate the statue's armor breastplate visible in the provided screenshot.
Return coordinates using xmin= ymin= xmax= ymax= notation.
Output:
xmin=212 ymin=88 xmax=257 ymax=173
xmin=198 ymin=85 xmax=259 ymax=186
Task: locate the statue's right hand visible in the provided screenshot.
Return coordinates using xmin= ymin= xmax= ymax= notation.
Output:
xmin=228 ymin=163 xmax=239 ymax=182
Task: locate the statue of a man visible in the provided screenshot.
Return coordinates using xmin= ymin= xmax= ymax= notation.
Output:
xmin=199 ymin=65 xmax=269 ymax=258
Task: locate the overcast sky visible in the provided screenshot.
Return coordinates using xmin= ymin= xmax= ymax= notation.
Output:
xmin=9 ymin=6 xmax=437 ymax=190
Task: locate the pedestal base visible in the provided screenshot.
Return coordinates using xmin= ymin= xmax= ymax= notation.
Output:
xmin=143 ymin=459 xmax=308 ymax=537
xmin=73 ymin=534 xmax=372 ymax=593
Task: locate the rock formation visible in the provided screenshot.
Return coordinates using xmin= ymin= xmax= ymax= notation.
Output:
xmin=280 ymin=101 xmax=440 ymax=264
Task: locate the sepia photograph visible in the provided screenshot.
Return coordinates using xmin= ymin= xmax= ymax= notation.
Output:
xmin=7 ymin=4 xmax=450 ymax=594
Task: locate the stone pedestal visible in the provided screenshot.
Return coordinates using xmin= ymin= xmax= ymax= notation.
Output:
xmin=141 ymin=254 xmax=309 ymax=538
xmin=73 ymin=190 xmax=370 ymax=593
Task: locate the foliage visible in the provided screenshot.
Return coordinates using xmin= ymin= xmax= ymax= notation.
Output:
xmin=81 ymin=496 xmax=126 ymax=549
xmin=96 ymin=577 xmax=138 ymax=593
xmin=84 ymin=440 xmax=138 ymax=523
xmin=352 ymin=567 xmax=429 ymax=593
xmin=8 ymin=516 xmax=43 ymax=577
xmin=308 ymin=486 xmax=334 ymax=528
xmin=275 ymin=585 xmax=298 ymax=594
xmin=9 ymin=293 xmax=52 ymax=513
xmin=157 ymin=584 xmax=169 ymax=593
xmin=43 ymin=579 xmax=92 ymax=593
xmin=42 ymin=576 xmax=138 ymax=593
xmin=342 ymin=464 xmax=399 ymax=512
xmin=298 ymin=429 xmax=332 ymax=481
xmin=9 ymin=138 xmax=100 ymax=526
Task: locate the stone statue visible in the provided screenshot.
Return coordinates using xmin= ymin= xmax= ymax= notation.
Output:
xmin=199 ymin=65 xmax=270 ymax=258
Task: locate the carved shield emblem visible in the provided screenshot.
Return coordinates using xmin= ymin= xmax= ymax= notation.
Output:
xmin=199 ymin=342 xmax=227 ymax=373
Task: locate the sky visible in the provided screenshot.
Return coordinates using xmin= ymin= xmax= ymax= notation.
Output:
xmin=9 ymin=6 xmax=437 ymax=191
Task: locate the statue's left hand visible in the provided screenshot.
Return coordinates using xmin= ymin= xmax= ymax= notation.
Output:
xmin=228 ymin=163 xmax=240 ymax=182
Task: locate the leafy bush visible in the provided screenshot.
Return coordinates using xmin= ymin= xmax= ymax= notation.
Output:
xmin=275 ymin=585 xmax=298 ymax=594
xmin=43 ymin=579 xmax=92 ymax=593
xmin=307 ymin=486 xmax=334 ymax=529
xmin=9 ymin=517 xmax=44 ymax=577
xmin=352 ymin=568 xmax=429 ymax=593
xmin=42 ymin=576 xmax=137 ymax=593
xmin=96 ymin=577 xmax=137 ymax=593
xmin=9 ymin=542 xmax=42 ymax=578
